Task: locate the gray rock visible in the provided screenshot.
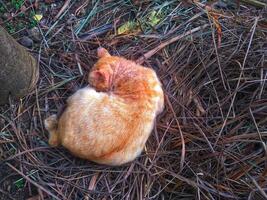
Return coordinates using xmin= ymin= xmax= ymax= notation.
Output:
xmin=18 ymin=36 xmax=33 ymax=48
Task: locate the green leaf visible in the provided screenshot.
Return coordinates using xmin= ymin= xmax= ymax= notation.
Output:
xmin=11 ymin=0 xmax=24 ymax=10
xmin=33 ymin=14 xmax=43 ymax=22
xmin=147 ymin=10 xmax=162 ymax=27
xmin=117 ymin=21 xmax=138 ymax=35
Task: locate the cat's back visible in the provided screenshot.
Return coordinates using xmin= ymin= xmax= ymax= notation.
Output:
xmin=58 ymin=86 xmax=132 ymax=134
xmin=117 ymin=61 xmax=164 ymax=114
xmin=56 ymin=87 xmax=141 ymax=160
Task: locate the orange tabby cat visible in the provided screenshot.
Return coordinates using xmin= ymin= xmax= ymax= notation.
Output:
xmin=44 ymin=47 xmax=164 ymax=166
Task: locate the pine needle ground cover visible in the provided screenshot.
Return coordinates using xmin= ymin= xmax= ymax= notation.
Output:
xmin=0 ymin=1 xmax=266 ymax=199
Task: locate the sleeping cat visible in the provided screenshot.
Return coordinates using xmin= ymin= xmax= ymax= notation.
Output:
xmin=44 ymin=47 xmax=164 ymax=166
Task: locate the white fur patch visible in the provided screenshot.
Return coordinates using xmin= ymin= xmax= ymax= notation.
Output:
xmin=154 ymin=84 xmax=163 ymax=93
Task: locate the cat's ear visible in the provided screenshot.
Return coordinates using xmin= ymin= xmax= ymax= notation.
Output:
xmin=97 ymin=47 xmax=111 ymax=58
xmin=92 ymin=70 xmax=109 ymax=82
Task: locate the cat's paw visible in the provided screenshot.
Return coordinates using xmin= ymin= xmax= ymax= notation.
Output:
xmin=44 ymin=114 xmax=58 ymax=131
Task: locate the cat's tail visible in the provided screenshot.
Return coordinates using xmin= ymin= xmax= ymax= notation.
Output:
xmin=44 ymin=114 xmax=60 ymax=147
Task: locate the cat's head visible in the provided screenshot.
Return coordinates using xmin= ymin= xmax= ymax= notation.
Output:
xmin=89 ymin=48 xmax=115 ymax=92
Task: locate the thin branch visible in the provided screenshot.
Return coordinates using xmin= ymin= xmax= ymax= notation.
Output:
xmin=136 ymin=24 xmax=209 ymax=64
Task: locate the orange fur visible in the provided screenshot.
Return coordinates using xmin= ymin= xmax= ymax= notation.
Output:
xmin=44 ymin=47 xmax=164 ymax=166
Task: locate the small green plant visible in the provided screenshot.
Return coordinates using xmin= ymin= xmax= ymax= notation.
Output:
xmin=117 ymin=9 xmax=164 ymax=35
xmin=14 ymin=170 xmax=38 ymax=189
xmin=11 ymin=0 xmax=24 ymax=10
xmin=29 ymin=11 xmax=38 ymax=28
xmin=5 ymin=22 xmax=16 ymax=34
xmin=14 ymin=178 xmax=24 ymax=189
xmin=0 ymin=5 xmax=5 ymax=14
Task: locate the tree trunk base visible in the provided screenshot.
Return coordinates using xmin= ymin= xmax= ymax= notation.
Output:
xmin=0 ymin=26 xmax=39 ymax=105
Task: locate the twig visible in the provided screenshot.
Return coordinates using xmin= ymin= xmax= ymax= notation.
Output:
xmin=166 ymin=96 xmax=185 ymax=172
xmin=240 ymin=0 xmax=267 ymax=8
xmin=54 ymin=0 xmax=71 ymax=21
xmin=136 ymin=24 xmax=209 ymax=64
